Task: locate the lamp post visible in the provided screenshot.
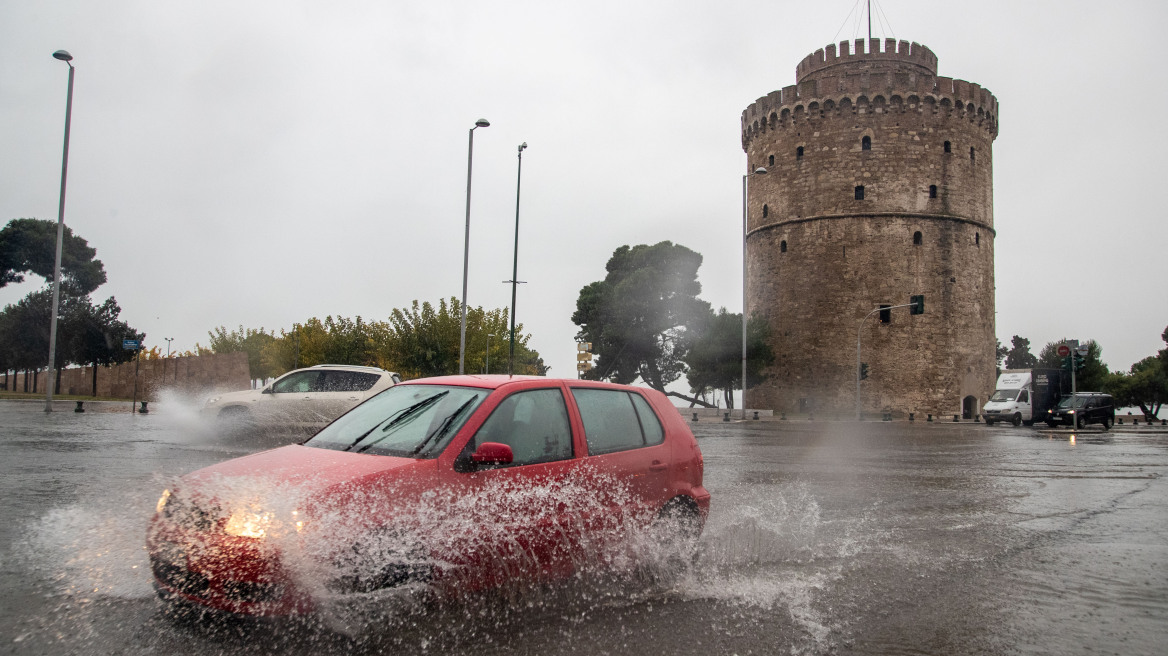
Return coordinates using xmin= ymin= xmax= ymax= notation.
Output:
xmin=458 ymin=118 xmax=490 ymax=375
xmin=507 ymin=142 xmax=527 ymax=375
xmin=44 ymin=49 xmax=75 ymax=413
xmin=741 ymin=166 xmax=766 ymax=419
xmin=165 ymin=337 xmax=174 ymax=358
xmin=485 ymin=333 xmax=495 ymax=374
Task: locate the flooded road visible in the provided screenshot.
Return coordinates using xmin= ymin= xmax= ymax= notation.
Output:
xmin=2 ymin=400 xmax=1166 ymax=655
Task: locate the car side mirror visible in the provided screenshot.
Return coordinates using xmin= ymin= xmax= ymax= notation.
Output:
xmin=472 ymin=442 xmax=513 ymax=465
xmin=262 ymin=386 xmax=274 ymax=395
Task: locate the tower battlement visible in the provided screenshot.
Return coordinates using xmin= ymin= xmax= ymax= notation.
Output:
xmin=797 ymin=39 xmax=937 ymax=81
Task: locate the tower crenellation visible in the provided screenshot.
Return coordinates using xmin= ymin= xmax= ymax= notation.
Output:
xmin=796 ymin=39 xmax=937 ymax=81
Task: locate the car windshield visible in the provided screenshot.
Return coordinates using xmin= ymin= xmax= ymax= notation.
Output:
xmin=305 ymin=385 xmax=488 ymax=458
xmin=989 ymin=389 xmax=1018 ymax=402
xmin=1057 ymin=395 xmax=1089 ymax=409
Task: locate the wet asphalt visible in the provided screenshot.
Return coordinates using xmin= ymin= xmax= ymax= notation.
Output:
xmin=1 ymin=399 xmax=1166 ymax=655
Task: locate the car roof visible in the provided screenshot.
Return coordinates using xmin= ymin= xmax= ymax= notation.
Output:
xmin=400 ymin=375 xmax=657 ymax=394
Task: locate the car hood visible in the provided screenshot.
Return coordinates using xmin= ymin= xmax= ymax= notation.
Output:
xmin=179 ymin=445 xmax=433 ymax=509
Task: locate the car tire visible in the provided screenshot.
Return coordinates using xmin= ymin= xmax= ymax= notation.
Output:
xmin=1101 ymin=417 xmax=1112 ymax=431
xmin=1046 ymin=421 xmax=1059 ymax=428
xmin=651 ymin=498 xmax=702 ymax=565
xmin=218 ymin=406 xmax=250 ymax=424
xmin=984 ymin=419 xmax=994 ymax=426
xmin=1076 ymin=415 xmax=1086 ymax=429
xmin=1012 ymin=413 xmax=1022 ymax=427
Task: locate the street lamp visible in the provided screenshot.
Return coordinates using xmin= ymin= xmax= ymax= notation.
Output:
xmin=165 ymin=337 xmax=174 ymax=358
xmin=741 ymin=166 xmax=766 ymax=419
xmin=507 ymin=142 xmax=527 ymax=375
xmin=44 ymin=49 xmax=75 ymax=413
xmin=458 ymin=118 xmax=490 ymax=375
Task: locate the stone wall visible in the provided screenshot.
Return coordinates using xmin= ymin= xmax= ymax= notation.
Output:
xmin=4 ymin=351 xmax=250 ymax=401
xmin=741 ymin=40 xmax=998 ymax=417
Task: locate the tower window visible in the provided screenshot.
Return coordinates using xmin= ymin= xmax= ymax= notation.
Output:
xmin=855 ymin=185 xmax=865 ymax=200
xmin=862 ymin=136 xmax=871 ymax=151
xmin=796 ymin=146 xmax=804 ymax=160
xmin=780 ymin=240 xmax=787 ymax=253
xmin=879 ymin=304 xmax=891 ymax=324
xmin=944 ymin=140 xmax=951 ymax=153
xmin=768 ymin=154 xmax=775 ymax=167
xmin=929 ymin=185 xmax=938 ymax=198
xmin=913 ymin=231 xmax=923 ymax=245
xmin=762 ymin=204 xmax=769 ymax=218
xmin=976 ymin=232 xmax=980 ymax=246
xmin=970 ymin=146 xmax=976 ymax=162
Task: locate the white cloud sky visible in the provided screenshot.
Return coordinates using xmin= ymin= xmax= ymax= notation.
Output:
xmin=3 ymin=0 xmax=1166 ymax=382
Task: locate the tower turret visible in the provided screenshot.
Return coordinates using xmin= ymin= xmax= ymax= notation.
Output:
xmin=741 ymin=39 xmax=999 ymax=418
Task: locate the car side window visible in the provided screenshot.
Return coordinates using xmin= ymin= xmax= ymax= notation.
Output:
xmin=271 ymin=371 xmax=318 ymax=393
xmin=319 ymin=371 xmax=380 ymax=392
xmin=1018 ymin=390 xmax=1029 ymax=403
xmin=472 ymin=389 xmax=573 ymax=467
xmin=572 ymin=388 xmax=664 ymax=455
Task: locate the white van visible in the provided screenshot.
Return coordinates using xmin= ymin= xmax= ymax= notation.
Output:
xmin=982 ymin=369 xmax=1069 ymax=427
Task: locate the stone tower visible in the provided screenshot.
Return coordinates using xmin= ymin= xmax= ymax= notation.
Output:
xmin=741 ymin=38 xmax=998 ymax=418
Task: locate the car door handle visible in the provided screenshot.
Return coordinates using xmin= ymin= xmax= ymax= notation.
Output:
xmin=649 ymin=460 xmax=668 ymax=472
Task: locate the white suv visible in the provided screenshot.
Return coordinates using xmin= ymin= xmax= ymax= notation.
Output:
xmin=204 ymin=365 xmax=401 ymax=426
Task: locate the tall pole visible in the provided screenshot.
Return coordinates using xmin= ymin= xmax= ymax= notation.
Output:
xmin=459 ymin=119 xmax=490 ymax=375
xmin=742 ymin=167 xmax=765 ymax=419
xmin=508 ymin=143 xmax=527 ymax=375
xmin=45 ymin=50 xmax=75 ymax=412
xmin=486 ymin=333 xmax=494 ymax=374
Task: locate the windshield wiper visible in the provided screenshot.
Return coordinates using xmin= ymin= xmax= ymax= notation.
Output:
xmin=410 ymin=396 xmax=476 ymax=457
xmin=347 ymin=391 xmax=449 ymax=452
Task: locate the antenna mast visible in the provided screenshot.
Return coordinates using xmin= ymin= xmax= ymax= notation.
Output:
xmin=868 ymin=0 xmax=872 ymax=41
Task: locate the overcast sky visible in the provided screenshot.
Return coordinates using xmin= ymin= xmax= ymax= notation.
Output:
xmin=2 ymin=0 xmax=1166 ymax=386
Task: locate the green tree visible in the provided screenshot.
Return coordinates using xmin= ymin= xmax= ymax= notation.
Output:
xmin=63 ymin=296 xmax=141 ymax=396
xmin=1105 ymin=356 xmax=1167 ymax=420
xmin=684 ymin=308 xmax=774 ymax=409
xmin=1004 ymin=335 xmax=1038 ymax=370
xmin=0 ymin=218 xmax=106 ymax=295
xmin=995 ymin=338 xmax=1008 ymax=376
xmin=206 ymin=325 xmax=279 ymax=381
xmin=572 ymin=242 xmax=711 ymax=403
xmin=1039 ymin=338 xmax=1107 ymax=390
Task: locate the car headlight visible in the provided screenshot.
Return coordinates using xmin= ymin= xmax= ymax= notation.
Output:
xmin=1069 ymin=410 xmax=1076 ymax=414
xmin=223 ymin=508 xmax=306 ymax=539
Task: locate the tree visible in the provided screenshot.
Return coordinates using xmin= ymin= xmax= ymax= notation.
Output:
xmin=995 ymin=339 xmax=1008 ymax=376
xmin=63 ymin=296 xmax=141 ymax=396
xmin=1105 ymin=357 xmax=1167 ymax=420
xmin=1039 ymin=338 xmax=1107 ymax=390
xmin=684 ymin=308 xmax=774 ymax=409
xmin=0 ymin=218 xmax=106 ymax=295
xmin=206 ymin=325 xmax=280 ymax=381
xmin=572 ymin=242 xmax=711 ymax=403
xmin=1004 ymin=335 xmax=1038 ymax=370
xmin=385 ymin=299 xmax=547 ymax=379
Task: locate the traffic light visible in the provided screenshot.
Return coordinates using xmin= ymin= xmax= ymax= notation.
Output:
xmin=1061 ymin=356 xmax=1072 ymax=371
xmin=1073 ymin=352 xmax=1086 ymax=372
xmin=910 ymin=294 xmax=924 ymax=315
xmin=860 ymin=363 xmax=869 ymax=380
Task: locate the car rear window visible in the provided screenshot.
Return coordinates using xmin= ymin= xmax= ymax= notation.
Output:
xmin=571 ymin=388 xmax=664 ymax=455
xmin=319 ymin=371 xmax=382 ymax=392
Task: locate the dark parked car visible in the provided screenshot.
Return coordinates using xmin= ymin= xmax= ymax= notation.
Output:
xmin=149 ymin=375 xmax=710 ymax=617
xmin=1046 ymin=392 xmax=1115 ymax=429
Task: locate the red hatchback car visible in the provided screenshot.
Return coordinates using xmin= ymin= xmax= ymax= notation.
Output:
xmin=148 ymin=376 xmax=710 ymax=616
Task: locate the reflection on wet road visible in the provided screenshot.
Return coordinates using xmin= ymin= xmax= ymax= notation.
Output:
xmin=2 ymin=399 xmax=1166 ymax=655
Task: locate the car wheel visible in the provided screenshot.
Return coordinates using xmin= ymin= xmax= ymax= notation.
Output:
xmin=1101 ymin=417 xmax=1112 ymax=431
xmin=1012 ymin=413 xmax=1022 ymax=427
xmin=1046 ymin=421 xmax=1059 ymax=428
xmin=217 ymin=406 xmax=251 ymax=425
xmin=652 ymin=497 xmax=702 ymax=562
xmin=984 ymin=419 xmax=994 ymax=426
xmin=1076 ymin=415 xmax=1086 ymax=429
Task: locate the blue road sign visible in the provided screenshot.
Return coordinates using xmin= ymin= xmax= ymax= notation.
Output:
xmin=122 ymin=339 xmax=140 ymax=350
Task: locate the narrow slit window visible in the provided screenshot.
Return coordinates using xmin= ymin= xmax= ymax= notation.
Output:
xmin=975 ymin=232 xmax=980 ymax=246
xmin=879 ymin=304 xmax=891 ymax=324
xmin=944 ymin=140 xmax=951 ymax=153
xmin=768 ymin=154 xmax=775 ymax=167
xmin=855 ymin=185 xmax=865 ymax=200
xmin=970 ymin=146 xmax=976 ymax=162
xmin=862 ymin=136 xmax=871 ymax=151
xmin=780 ymin=240 xmax=787 ymax=253
xmin=762 ymin=204 xmax=769 ymax=218
xmin=929 ymin=185 xmax=938 ymax=198
xmin=796 ymin=146 xmax=804 ymax=160
xmin=913 ymin=231 xmax=923 ymax=245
